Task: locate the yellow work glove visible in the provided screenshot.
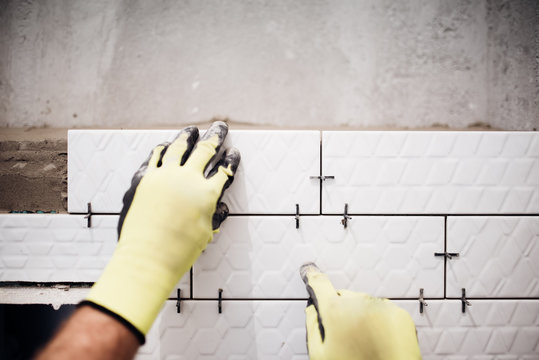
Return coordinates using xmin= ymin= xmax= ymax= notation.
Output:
xmin=300 ymin=263 xmax=422 ymax=360
xmin=81 ymin=121 xmax=240 ymax=343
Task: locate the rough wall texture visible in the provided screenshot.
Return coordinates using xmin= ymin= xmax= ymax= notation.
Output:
xmin=0 ymin=0 xmax=537 ymax=129
xmin=0 ymin=139 xmax=67 ymax=212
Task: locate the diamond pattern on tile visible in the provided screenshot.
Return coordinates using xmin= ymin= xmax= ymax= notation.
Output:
xmin=139 ymin=300 xmax=308 ymax=359
xmin=135 ymin=313 xmax=162 ymax=360
xmin=447 ymin=217 xmax=539 ymax=298
xmin=395 ymin=300 xmax=539 ymax=358
xmin=0 ymin=214 xmax=116 ymax=282
xmin=193 ymin=216 xmax=444 ymax=298
xmin=322 ymin=132 xmax=539 ymax=214
xmin=68 ymin=130 xmax=178 ymax=213
xmin=139 ymin=300 xmax=539 ymax=359
xmin=0 ymin=214 xmax=190 ymax=294
xmin=221 ymin=131 xmax=320 ymax=214
xmin=68 ymin=130 xmax=320 ymax=214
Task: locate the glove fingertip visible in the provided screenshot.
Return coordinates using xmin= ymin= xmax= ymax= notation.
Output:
xmin=300 ymin=262 xmax=320 ymax=285
xmin=224 ymin=147 xmax=241 ymax=174
xmin=212 ymin=202 xmax=229 ymax=230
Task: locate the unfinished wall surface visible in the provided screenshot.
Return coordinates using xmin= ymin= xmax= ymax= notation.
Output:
xmin=0 ymin=139 xmax=67 ymax=212
xmin=0 ymin=0 xmax=538 ymax=130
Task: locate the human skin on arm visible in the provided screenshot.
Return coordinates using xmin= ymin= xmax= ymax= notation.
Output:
xmin=36 ymin=121 xmax=240 ymax=359
xmin=35 ymin=306 xmax=139 ymax=360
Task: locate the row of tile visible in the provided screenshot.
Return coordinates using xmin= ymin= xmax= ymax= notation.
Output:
xmin=136 ymin=300 xmax=539 ymax=359
xmin=68 ymin=130 xmax=320 ymax=214
xmin=2 ymin=214 xmax=537 ymax=298
xmin=0 ymin=215 xmax=190 ymax=296
xmin=68 ymin=130 xmax=539 ymax=214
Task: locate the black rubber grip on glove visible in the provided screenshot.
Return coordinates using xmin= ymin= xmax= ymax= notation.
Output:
xmin=117 ymin=126 xmax=200 ymax=237
xmin=301 ymin=262 xmax=327 ymax=342
xmin=209 ymin=148 xmax=241 ymax=229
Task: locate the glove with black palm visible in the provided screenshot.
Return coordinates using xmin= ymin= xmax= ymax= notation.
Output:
xmin=82 ymin=121 xmax=240 ymax=343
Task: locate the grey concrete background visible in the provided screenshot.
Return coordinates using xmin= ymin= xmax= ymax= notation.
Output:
xmin=0 ymin=0 xmax=537 ymax=130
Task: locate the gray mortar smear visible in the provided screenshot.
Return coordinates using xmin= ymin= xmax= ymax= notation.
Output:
xmin=0 ymin=139 xmax=67 ymax=212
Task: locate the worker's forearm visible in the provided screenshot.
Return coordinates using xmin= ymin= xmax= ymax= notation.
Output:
xmin=36 ymin=305 xmax=140 ymax=360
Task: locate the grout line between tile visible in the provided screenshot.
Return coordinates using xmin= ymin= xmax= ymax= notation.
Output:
xmin=67 ymin=212 xmax=119 ymax=216
xmin=166 ymin=297 xmax=484 ymax=301
xmin=321 ymin=213 xmax=539 ymax=217
xmin=444 ymin=215 xmax=447 ymax=299
xmin=445 ymin=297 xmax=539 ymax=300
xmin=319 ymin=136 xmax=322 ymax=215
xmin=190 ymin=267 xmax=193 ymax=299
xmin=65 ymin=212 xmax=539 ymax=217
xmin=0 ymin=281 xmax=94 ymax=287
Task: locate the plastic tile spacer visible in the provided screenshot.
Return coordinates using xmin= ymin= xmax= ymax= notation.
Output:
xmin=419 ymin=288 xmax=428 ymax=314
xmin=295 ymin=204 xmax=300 ymax=229
xmin=434 ymin=252 xmax=459 ymax=260
xmin=176 ymin=288 xmax=181 ymax=313
xmin=84 ymin=202 xmax=93 ymax=228
xmin=341 ymin=203 xmax=351 ymax=229
xmin=218 ymin=288 xmax=223 ymax=314
xmin=461 ymin=288 xmax=471 ymax=313
xmin=309 ymin=175 xmax=335 ymax=181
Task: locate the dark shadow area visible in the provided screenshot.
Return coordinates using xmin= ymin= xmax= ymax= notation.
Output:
xmin=0 ymin=304 xmax=75 ymax=360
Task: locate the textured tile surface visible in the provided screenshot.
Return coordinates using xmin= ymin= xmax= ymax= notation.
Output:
xmin=396 ymin=300 xmax=539 ymax=358
xmin=0 ymin=214 xmax=190 ymax=295
xmin=322 ymin=131 xmax=539 ymax=214
xmin=68 ymin=130 xmax=177 ymax=213
xmin=194 ymin=216 xmax=444 ymax=298
xmin=447 ymin=217 xmax=539 ymax=298
xmin=68 ymin=130 xmax=320 ymax=214
xmin=138 ymin=300 xmax=539 ymax=359
xmin=221 ymin=131 xmax=320 ymax=214
xmin=139 ymin=300 xmax=308 ymax=359
xmin=135 ymin=313 xmax=162 ymax=360
xmin=0 ymin=214 xmax=116 ymax=282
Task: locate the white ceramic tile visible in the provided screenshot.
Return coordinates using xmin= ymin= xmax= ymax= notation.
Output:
xmin=139 ymin=300 xmax=539 ymax=359
xmin=68 ymin=130 xmax=178 ymax=213
xmin=0 ymin=214 xmax=190 ymax=295
xmin=68 ymin=130 xmax=320 ymax=214
xmin=139 ymin=300 xmax=308 ymax=359
xmin=194 ymin=216 xmax=444 ymax=298
xmin=447 ymin=217 xmax=539 ymax=298
xmin=135 ymin=313 xmax=162 ymax=360
xmin=0 ymin=214 xmax=116 ymax=282
xmin=395 ymin=300 xmax=539 ymax=358
xmin=322 ymin=132 xmax=539 ymax=214
xmin=221 ymin=131 xmax=320 ymax=214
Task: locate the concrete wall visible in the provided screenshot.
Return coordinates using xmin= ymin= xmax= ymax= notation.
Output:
xmin=0 ymin=0 xmax=537 ymax=130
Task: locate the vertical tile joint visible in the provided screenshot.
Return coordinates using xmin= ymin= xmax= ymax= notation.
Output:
xmin=444 ymin=216 xmax=447 ymax=299
xmin=319 ymin=136 xmax=322 ymax=215
xmin=190 ymin=267 xmax=193 ymax=299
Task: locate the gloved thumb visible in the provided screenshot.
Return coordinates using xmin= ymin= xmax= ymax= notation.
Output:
xmin=300 ymin=262 xmax=337 ymax=314
xmin=305 ymin=303 xmax=324 ymax=359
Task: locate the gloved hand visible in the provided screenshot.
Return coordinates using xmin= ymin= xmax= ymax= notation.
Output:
xmin=82 ymin=121 xmax=240 ymax=343
xmin=300 ymin=263 xmax=422 ymax=360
